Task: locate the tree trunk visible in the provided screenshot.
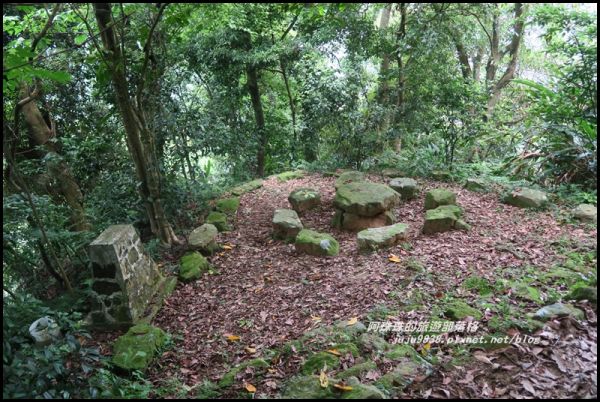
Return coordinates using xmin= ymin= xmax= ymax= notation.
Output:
xmin=486 ymin=3 xmax=525 ymax=118
xmin=246 ymin=64 xmax=267 ymax=177
xmin=94 ymin=3 xmax=179 ymax=245
xmin=394 ymin=3 xmax=408 ymax=124
xmin=377 ymin=4 xmax=393 ymax=105
xmin=19 ymin=85 xmax=90 ymax=231
xmin=280 ymin=58 xmax=297 ymax=157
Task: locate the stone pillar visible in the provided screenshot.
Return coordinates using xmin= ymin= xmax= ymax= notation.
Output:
xmin=87 ymin=225 xmax=162 ymax=327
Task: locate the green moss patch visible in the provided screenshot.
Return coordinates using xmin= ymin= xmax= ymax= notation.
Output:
xmin=112 ymin=323 xmax=167 ymax=371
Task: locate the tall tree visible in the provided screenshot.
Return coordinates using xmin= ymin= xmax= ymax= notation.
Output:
xmin=94 ymin=3 xmax=180 ymax=245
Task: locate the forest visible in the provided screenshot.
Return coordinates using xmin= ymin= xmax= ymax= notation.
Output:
xmin=2 ymin=2 xmax=597 ymax=399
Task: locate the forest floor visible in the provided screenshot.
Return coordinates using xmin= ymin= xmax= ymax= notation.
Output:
xmin=106 ymin=173 xmax=596 ymax=398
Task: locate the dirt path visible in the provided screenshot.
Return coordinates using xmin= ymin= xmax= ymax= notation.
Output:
xmin=148 ymin=173 xmax=597 ymax=398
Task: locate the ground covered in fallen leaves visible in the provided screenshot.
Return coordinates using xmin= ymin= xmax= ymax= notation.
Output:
xmin=140 ymin=173 xmax=596 ymax=398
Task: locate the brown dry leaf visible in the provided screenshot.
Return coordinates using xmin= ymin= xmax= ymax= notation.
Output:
xmin=333 ymin=383 xmax=353 ymax=391
xmin=326 ymin=349 xmax=341 ymax=356
xmin=245 ymin=347 xmax=257 ymax=354
xmin=225 ymin=334 xmax=240 ymax=342
xmin=388 ymin=254 xmax=401 ymax=263
xmin=222 ymin=245 xmax=233 ymax=250
xmin=347 ymin=317 xmax=358 ymax=326
xmin=245 ymin=383 xmax=257 ymax=393
xmin=311 ymin=315 xmax=322 ymax=322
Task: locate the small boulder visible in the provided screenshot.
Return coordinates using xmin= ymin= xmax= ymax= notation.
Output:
xmin=567 ymin=286 xmax=597 ymax=304
xmin=29 ymin=316 xmax=61 ymax=346
xmin=112 ymin=323 xmax=167 ymax=371
xmin=424 ymin=189 xmax=456 ymax=210
xmin=231 ymin=179 xmax=263 ymax=196
xmin=277 ymin=170 xmax=305 ymax=182
xmin=301 ymin=351 xmax=340 ymax=375
xmin=295 ymin=229 xmax=339 ymax=257
xmin=572 ymin=204 xmax=597 ymax=223
xmin=431 ymin=170 xmax=452 ymax=181
xmin=273 ymin=209 xmax=304 ymax=241
xmin=422 ymin=205 xmax=463 ymax=234
xmin=334 ymin=182 xmax=399 ymax=217
xmin=389 ymin=178 xmax=419 ymax=200
xmin=533 ymin=303 xmax=584 ymax=321
xmin=215 ymin=197 xmax=240 ymax=214
xmin=464 ymin=178 xmax=488 ymax=193
xmin=503 ymin=188 xmax=549 ymax=208
xmin=288 ymin=188 xmax=321 ymax=213
xmin=188 ymin=224 xmax=218 ymax=254
xmin=282 ymin=376 xmax=335 ymax=399
xmin=444 ymin=300 xmax=482 ymax=320
xmin=335 ymin=171 xmax=366 ymax=189
xmin=357 ymin=223 xmax=409 ymax=253
xmin=179 ymin=251 xmax=210 ymax=282
xmin=206 ymin=211 xmax=231 ymax=232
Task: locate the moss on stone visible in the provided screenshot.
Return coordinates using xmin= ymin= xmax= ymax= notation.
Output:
xmin=384 ymin=344 xmax=427 ymax=365
xmin=301 ymin=351 xmax=340 ymax=375
xmin=215 ymin=197 xmax=240 ymax=214
xmin=502 ymin=188 xmax=549 ymax=209
xmin=179 ymin=252 xmax=210 ymax=282
xmin=464 ymin=178 xmax=488 ymax=193
xmin=112 ymin=323 xmax=167 ymax=371
xmin=231 ymin=179 xmax=263 ymax=196
xmin=422 ymin=206 xmax=458 ymax=234
xmin=340 ymin=377 xmax=386 ymax=399
xmin=335 ymin=360 xmax=378 ymax=380
xmin=331 ymin=342 xmax=360 ymax=358
xmin=444 ymin=300 xmax=482 ymax=320
xmin=513 ymin=283 xmax=543 ymax=304
xmin=281 ymin=376 xmax=335 ymax=399
xmin=567 ymin=286 xmax=597 ymax=304
xmin=288 ymin=188 xmax=321 ymax=213
xmin=334 ymin=182 xmax=399 ymax=217
xmin=206 ymin=211 xmax=231 ymax=232
xmin=277 ymin=170 xmax=305 ymax=182
xmin=357 ymin=223 xmax=409 ymax=253
xmin=357 ymin=333 xmax=389 ymax=354
xmin=335 ymin=171 xmax=366 ymax=189
xmin=295 ymin=229 xmax=339 ymax=256
xmin=424 ymin=189 xmax=457 ymax=210
xmin=218 ymin=358 xmax=270 ymax=388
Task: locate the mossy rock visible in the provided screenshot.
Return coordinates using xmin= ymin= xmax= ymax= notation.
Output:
xmin=357 ymin=223 xmax=409 ymax=253
xmin=206 ymin=211 xmax=231 ymax=232
xmin=444 ymin=300 xmax=482 ymax=320
xmin=388 ymin=177 xmax=419 ymax=200
xmin=431 ymin=170 xmax=453 ymax=181
xmin=288 ymin=188 xmax=321 ymax=213
xmin=215 ymin=197 xmax=240 ymax=214
xmin=338 ymin=211 xmax=395 ymax=232
xmin=295 ymin=229 xmax=339 ymax=257
xmin=112 ymin=324 xmax=167 ymax=371
xmin=464 ymin=178 xmax=488 ymax=193
xmin=188 ymin=224 xmax=219 ymax=254
xmin=384 ymin=344 xmax=428 ymax=366
xmin=572 ymin=204 xmax=597 ymax=223
xmin=422 ymin=206 xmax=460 ymax=234
xmin=381 ymin=168 xmax=406 ymax=178
xmin=179 ymin=252 xmax=211 ymax=282
xmin=218 ymin=358 xmax=270 ymax=388
xmin=335 ymin=361 xmax=378 ymax=380
xmin=334 ymin=182 xmax=400 ymax=217
xmin=424 ymin=189 xmax=457 ymax=210
xmin=567 ymin=286 xmax=597 ymax=304
xmin=335 ymin=171 xmax=366 ymax=189
xmin=301 ymin=351 xmax=340 ymax=375
xmin=277 ymin=170 xmax=305 ymax=182
xmin=231 ymin=179 xmax=263 ymax=196
xmin=374 ymin=357 xmax=432 ymax=395
xmin=273 ymin=208 xmax=304 ymax=241
xmin=502 ymin=188 xmax=549 ymax=209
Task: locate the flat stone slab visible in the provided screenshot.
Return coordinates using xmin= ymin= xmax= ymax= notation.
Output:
xmin=334 ymin=171 xmax=366 ymax=189
xmin=381 ymin=168 xmax=406 ymax=178
xmin=273 ymin=209 xmax=303 ymax=240
xmin=335 ymin=210 xmax=395 ymax=232
xmin=334 ymin=181 xmax=400 ymax=217
xmin=389 ymin=178 xmax=419 ymax=200
xmin=503 ymin=188 xmax=548 ymax=208
xmin=288 ymin=188 xmax=320 ymax=214
xmin=572 ymin=204 xmax=597 ymax=223
xmin=231 ymin=179 xmax=263 ymax=196
xmin=295 ymin=229 xmax=339 ymax=256
xmin=357 ymin=223 xmax=409 ymax=253
xmin=188 ymin=224 xmax=218 ymax=253
xmin=424 ymin=189 xmax=457 ymax=210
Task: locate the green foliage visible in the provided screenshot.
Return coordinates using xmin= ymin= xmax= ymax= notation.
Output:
xmin=3 ymin=295 xmax=103 ymax=399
